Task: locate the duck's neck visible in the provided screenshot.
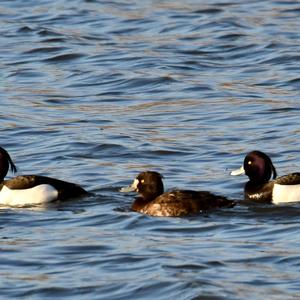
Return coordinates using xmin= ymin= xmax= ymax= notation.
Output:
xmin=0 ymin=171 xmax=7 ymax=184
xmin=248 ymin=177 xmax=269 ymax=185
xmin=131 ymin=197 xmax=152 ymax=212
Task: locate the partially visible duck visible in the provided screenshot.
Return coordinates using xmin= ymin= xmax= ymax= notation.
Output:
xmin=0 ymin=147 xmax=88 ymax=206
xmin=121 ymin=171 xmax=236 ymax=217
xmin=231 ymin=150 xmax=300 ymax=204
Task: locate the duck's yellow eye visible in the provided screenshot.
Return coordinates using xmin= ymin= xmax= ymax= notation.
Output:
xmin=248 ymin=161 xmax=252 ymax=165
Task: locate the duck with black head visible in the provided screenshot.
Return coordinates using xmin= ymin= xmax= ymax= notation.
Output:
xmin=0 ymin=147 xmax=88 ymax=207
xmin=121 ymin=171 xmax=236 ymax=217
xmin=231 ymin=150 xmax=300 ymax=204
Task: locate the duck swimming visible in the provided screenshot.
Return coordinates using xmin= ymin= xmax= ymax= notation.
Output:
xmin=231 ymin=150 xmax=300 ymax=204
xmin=0 ymin=147 xmax=88 ymax=206
xmin=121 ymin=171 xmax=236 ymax=217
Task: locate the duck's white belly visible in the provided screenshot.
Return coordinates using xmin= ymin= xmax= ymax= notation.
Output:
xmin=0 ymin=184 xmax=58 ymax=206
xmin=272 ymin=184 xmax=300 ymax=204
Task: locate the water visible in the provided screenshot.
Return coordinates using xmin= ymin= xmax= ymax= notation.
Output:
xmin=1 ymin=0 xmax=300 ymax=298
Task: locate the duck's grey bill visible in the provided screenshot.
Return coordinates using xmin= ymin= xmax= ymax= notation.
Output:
xmin=120 ymin=185 xmax=135 ymax=193
xmin=120 ymin=179 xmax=139 ymax=192
xmin=230 ymin=166 xmax=245 ymax=176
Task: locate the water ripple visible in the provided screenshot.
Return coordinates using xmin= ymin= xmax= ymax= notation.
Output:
xmin=1 ymin=0 xmax=300 ymax=299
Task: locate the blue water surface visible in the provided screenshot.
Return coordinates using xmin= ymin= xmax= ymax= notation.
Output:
xmin=1 ymin=0 xmax=300 ymax=299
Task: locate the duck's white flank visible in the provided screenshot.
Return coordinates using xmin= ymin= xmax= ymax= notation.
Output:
xmin=0 ymin=184 xmax=59 ymax=206
xmin=272 ymin=184 xmax=300 ymax=204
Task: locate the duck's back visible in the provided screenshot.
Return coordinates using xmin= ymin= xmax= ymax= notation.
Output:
xmin=274 ymin=173 xmax=300 ymax=185
xmin=140 ymin=190 xmax=235 ymax=217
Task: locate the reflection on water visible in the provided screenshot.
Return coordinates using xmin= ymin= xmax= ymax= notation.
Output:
xmin=1 ymin=0 xmax=300 ymax=299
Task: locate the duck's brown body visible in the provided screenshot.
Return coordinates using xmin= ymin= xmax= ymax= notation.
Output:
xmin=122 ymin=171 xmax=236 ymax=217
xmin=132 ymin=189 xmax=235 ymax=217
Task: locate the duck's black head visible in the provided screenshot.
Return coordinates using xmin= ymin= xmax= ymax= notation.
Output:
xmin=0 ymin=147 xmax=17 ymax=182
xmin=121 ymin=171 xmax=164 ymax=201
xmin=238 ymin=150 xmax=277 ymax=183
